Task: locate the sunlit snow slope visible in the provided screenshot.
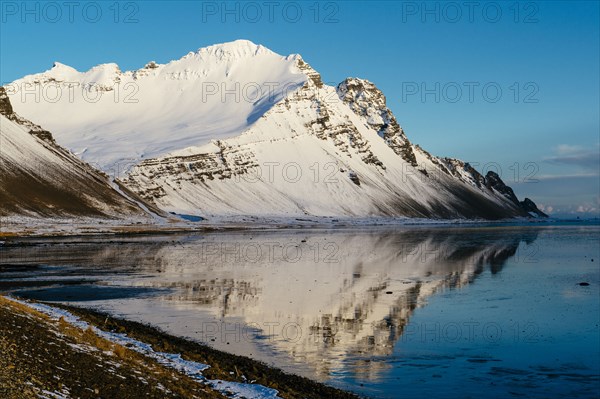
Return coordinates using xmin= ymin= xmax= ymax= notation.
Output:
xmin=8 ymin=40 xmax=306 ymax=174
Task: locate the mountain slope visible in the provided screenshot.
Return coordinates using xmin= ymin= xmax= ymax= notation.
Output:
xmin=7 ymin=40 xmax=306 ymax=174
xmin=7 ymin=41 xmax=546 ymax=220
xmin=0 ymin=87 xmax=151 ymax=219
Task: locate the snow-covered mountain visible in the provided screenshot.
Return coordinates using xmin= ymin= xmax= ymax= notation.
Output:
xmin=6 ymin=40 xmax=546 ymax=220
xmin=0 ymin=87 xmax=151 ymax=220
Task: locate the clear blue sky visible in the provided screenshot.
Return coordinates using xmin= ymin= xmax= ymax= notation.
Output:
xmin=1 ymin=0 xmax=599 ymax=217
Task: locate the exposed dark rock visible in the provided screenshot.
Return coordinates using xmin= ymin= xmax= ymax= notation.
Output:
xmin=484 ymin=171 xmax=520 ymax=205
xmin=348 ymin=171 xmax=361 ymax=186
xmin=296 ymin=58 xmax=323 ymax=88
xmin=0 ymin=86 xmax=14 ymax=115
xmin=484 ymin=173 xmax=547 ymax=218
xmin=1 ymin=86 xmax=57 ymax=144
xmin=520 ymin=198 xmax=548 ymax=218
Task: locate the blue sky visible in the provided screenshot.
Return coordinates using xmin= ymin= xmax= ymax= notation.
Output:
xmin=1 ymin=0 xmax=599 ymax=217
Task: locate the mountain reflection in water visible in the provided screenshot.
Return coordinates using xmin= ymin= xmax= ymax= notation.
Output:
xmin=1 ymin=227 xmax=539 ymax=382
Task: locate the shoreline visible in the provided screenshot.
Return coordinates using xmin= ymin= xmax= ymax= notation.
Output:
xmin=0 ymin=295 xmax=361 ymax=399
xmin=0 ymin=216 xmax=578 ymax=240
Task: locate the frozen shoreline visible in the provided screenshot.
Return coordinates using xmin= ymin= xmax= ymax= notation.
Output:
xmin=0 ymin=214 xmax=559 ymax=239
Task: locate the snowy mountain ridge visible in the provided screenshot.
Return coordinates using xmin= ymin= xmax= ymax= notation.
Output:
xmin=8 ymin=40 xmax=307 ymax=174
xmin=6 ymin=40 xmax=546 ymax=220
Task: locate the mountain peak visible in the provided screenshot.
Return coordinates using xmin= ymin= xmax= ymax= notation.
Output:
xmin=47 ymin=61 xmax=79 ymax=78
xmin=184 ymin=39 xmax=275 ymax=61
xmin=51 ymin=61 xmax=74 ymax=70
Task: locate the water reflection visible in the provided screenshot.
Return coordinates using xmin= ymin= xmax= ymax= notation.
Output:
xmin=0 ymin=227 xmax=540 ymax=381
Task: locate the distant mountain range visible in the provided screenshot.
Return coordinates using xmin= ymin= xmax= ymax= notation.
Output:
xmin=2 ymin=40 xmax=546 ymax=222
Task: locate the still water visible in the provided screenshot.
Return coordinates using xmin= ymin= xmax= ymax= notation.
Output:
xmin=1 ymin=224 xmax=599 ymax=398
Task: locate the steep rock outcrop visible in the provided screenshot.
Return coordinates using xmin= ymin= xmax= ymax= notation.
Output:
xmin=337 ymin=78 xmax=417 ymax=167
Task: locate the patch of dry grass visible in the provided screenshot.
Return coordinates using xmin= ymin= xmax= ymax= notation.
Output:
xmin=0 ymin=295 xmax=49 ymax=320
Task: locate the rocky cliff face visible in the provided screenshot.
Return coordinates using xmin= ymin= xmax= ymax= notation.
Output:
xmin=1 ymin=86 xmax=55 ymax=144
xmin=337 ymin=78 xmax=417 ymax=167
xmin=0 ymin=87 xmax=13 ymax=115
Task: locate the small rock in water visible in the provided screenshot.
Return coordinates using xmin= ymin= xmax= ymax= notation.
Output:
xmin=385 ymin=291 xmax=393 ymax=294
xmin=579 ymin=282 xmax=590 ymax=286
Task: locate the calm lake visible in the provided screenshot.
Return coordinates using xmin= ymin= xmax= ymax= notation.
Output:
xmin=1 ymin=223 xmax=599 ymax=398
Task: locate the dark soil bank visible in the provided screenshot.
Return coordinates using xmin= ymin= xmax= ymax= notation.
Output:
xmin=52 ymin=302 xmax=361 ymax=399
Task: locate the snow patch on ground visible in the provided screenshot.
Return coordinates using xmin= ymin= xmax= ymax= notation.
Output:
xmin=37 ymin=390 xmax=70 ymax=399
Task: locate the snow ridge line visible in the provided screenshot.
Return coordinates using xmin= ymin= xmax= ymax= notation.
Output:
xmin=108 ymin=178 xmax=166 ymax=224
